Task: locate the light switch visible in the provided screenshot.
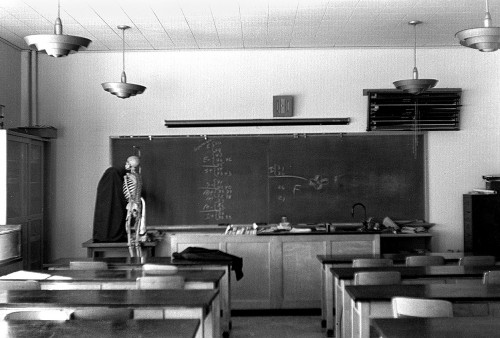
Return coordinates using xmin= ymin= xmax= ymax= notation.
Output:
xmin=273 ymin=96 xmax=294 ymax=117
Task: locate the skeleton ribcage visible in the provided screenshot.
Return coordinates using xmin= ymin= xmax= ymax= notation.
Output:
xmin=123 ymin=172 xmax=142 ymax=204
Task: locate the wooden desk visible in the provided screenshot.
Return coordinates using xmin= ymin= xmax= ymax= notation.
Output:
xmin=316 ymin=254 xmax=380 ymax=336
xmin=0 ymin=319 xmax=200 ymax=338
xmin=0 ymin=289 xmax=218 ymax=338
xmin=44 ymin=257 xmax=233 ymax=337
xmin=82 ymin=239 xmax=157 ymax=258
xmin=371 ymin=317 xmax=500 ymax=338
xmin=346 ymin=284 xmax=500 ymax=338
xmin=332 ymin=265 xmax=500 ymax=338
xmin=1 ymin=269 xmax=223 ymax=290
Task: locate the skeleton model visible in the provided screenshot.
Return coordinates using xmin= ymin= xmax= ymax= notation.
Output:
xmin=123 ymin=155 xmax=147 ymax=257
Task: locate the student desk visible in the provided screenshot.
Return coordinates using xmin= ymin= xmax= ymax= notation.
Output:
xmin=0 ymin=319 xmax=201 ymax=338
xmin=346 ymin=284 xmax=500 ymax=338
xmin=332 ymin=265 xmax=500 ymax=338
xmin=0 ymin=269 xmax=224 ymax=291
xmin=0 ymin=289 xmax=218 ymax=338
xmin=317 ymin=253 xmax=468 ymax=337
xmin=371 ymin=317 xmax=500 ymax=338
xmin=44 ymin=257 xmax=233 ymax=337
xmin=316 ymin=254 xmax=380 ymax=336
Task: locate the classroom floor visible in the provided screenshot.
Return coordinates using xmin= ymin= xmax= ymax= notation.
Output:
xmin=230 ymin=315 xmax=324 ymax=338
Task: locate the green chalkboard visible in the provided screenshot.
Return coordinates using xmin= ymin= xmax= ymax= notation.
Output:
xmin=110 ymin=133 xmax=425 ymax=225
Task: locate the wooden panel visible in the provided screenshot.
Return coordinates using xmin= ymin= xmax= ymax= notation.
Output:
xmin=281 ymin=241 xmax=324 ymax=308
xmin=226 ymin=241 xmax=272 ymax=309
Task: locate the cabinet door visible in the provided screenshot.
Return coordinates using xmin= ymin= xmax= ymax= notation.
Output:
xmin=7 ymin=137 xmax=28 ymax=219
xmin=7 ymin=134 xmax=45 ymax=270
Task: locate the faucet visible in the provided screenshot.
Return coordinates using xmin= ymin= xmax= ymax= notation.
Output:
xmin=351 ymin=202 xmax=367 ymax=223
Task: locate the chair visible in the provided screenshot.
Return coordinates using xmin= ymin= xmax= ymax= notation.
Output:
xmin=0 ymin=280 xmax=41 ymax=290
xmin=458 ymin=256 xmax=496 ymax=266
xmin=483 ymin=270 xmax=500 ymax=284
xmin=405 ymin=255 xmax=445 ymax=266
xmin=3 ymin=310 xmax=72 ymax=320
xmin=72 ymin=308 xmax=133 ymax=320
xmin=142 ymin=264 xmax=179 ymax=275
xmin=136 ymin=276 xmax=185 ymax=289
xmin=392 ymin=297 xmax=453 ymax=318
xmin=352 ymin=258 xmax=393 ymax=267
xmin=354 ymin=271 xmax=401 ymax=285
xmin=69 ymin=261 xmax=108 ymax=270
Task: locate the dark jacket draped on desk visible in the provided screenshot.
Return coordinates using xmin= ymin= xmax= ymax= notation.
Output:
xmin=92 ymin=167 xmax=128 ymax=242
xmin=173 ymin=247 xmax=244 ymax=281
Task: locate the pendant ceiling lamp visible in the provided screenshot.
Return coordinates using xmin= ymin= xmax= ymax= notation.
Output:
xmin=102 ymin=25 xmax=146 ymax=99
xmin=24 ymin=0 xmax=91 ymax=58
xmin=455 ymin=0 xmax=500 ymax=52
xmin=393 ymin=21 xmax=438 ymax=95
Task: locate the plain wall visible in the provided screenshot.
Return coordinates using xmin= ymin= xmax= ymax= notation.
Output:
xmin=34 ymin=48 xmax=500 ymax=260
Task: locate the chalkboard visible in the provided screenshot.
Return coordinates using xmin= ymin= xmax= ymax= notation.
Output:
xmin=110 ymin=134 xmax=425 ymax=225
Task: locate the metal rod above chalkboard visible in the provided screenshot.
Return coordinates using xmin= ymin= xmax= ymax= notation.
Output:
xmin=164 ymin=118 xmax=350 ymax=128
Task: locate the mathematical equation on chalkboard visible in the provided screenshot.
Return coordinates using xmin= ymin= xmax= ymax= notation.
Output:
xmin=196 ymin=139 xmax=233 ymax=221
xmin=268 ymin=163 xmax=329 ymax=203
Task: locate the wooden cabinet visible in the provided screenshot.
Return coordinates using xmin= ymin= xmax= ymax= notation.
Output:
xmin=5 ymin=131 xmax=46 ymax=270
xmin=164 ymin=232 xmax=380 ymax=310
xmin=463 ymin=194 xmax=500 ymax=258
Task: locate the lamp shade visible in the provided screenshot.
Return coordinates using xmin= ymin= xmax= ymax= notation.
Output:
xmin=456 ymin=0 xmax=500 ymax=52
xmin=102 ymin=25 xmax=146 ymax=99
xmin=24 ymin=33 xmax=91 ymax=58
xmin=393 ymin=79 xmax=438 ymax=95
xmin=102 ymin=82 xmax=146 ymax=99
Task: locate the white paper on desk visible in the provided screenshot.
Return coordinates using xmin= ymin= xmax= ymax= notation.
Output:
xmin=0 ymin=270 xmax=51 ymax=280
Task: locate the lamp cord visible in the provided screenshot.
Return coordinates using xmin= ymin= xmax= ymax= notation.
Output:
xmin=122 ymin=28 xmax=126 ymax=73
xmin=413 ymin=23 xmax=417 ymax=70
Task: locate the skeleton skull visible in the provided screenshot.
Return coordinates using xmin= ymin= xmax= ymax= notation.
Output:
xmin=125 ymin=156 xmax=140 ymax=171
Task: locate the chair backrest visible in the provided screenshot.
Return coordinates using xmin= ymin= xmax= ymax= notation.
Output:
xmin=458 ymin=256 xmax=496 ymax=266
xmin=483 ymin=270 xmax=500 ymax=284
xmin=405 ymin=255 xmax=445 ymax=267
xmin=3 ymin=310 xmax=72 ymax=320
xmin=142 ymin=264 xmax=179 ymax=275
xmin=72 ymin=307 xmax=133 ymax=320
xmin=136 ymin=276 xmax=185 ymax=290
xmin=352 ymin=258 xmax=393 ymax=267
xmin=69 ymin=261 xmax=108 ymax=270
xmin=392 ymin=297 xmax=453 ymax=318
xmin=0 ymin=280 xmax=41 ymax=290
xmin=354 ymin=271 xmax=401 ymax=285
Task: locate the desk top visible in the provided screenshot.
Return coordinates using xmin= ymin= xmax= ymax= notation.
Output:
xmin=317 ymin=252 xmax=468 ymax=265
xmin=0 ymin=319 xmax=200 ymax=338
xmin=371 ymin=317 xmax=500 ymax=338
xmin=346 ymin=284 xmax=500 ymax=302
xmin=0 ymin=289 xmax=219 ymax=309
xmin=1 ymin=269 xmax=224 ymax=283
xmin=331 ymin=265 xmax=500 ymax=280
xmin=44 ymin=257 xmax=232 ymax=269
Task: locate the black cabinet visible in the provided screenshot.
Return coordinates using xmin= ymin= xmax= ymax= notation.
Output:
xmin=463 ymin=194 xmax=500 ymax=258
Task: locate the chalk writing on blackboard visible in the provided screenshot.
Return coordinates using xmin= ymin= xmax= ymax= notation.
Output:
xmin=196 ymin=139 xmax=233 ymax=221
xmin=268 ymin=163 xmax=329 ymax=202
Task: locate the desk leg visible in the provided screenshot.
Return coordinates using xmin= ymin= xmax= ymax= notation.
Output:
xmin=200 ymin=266 xmax=230 ymax=337
xmin=351 ymin=300 xmax=370 ymax=338
xmin=341 ymin=279 xmax=353 ymax=338
xmin=321 ymin=263 xmax=326 ymax=328
xmin=324 ymin=265 xmax=334 ymax=336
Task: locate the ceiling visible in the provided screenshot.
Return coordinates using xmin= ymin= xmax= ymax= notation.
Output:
xmin=0 ymin=0 xmax=498 ymax=52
